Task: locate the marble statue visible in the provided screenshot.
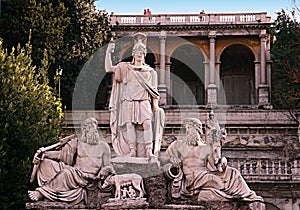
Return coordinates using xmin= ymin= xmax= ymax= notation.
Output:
xmin=28 ymin=117 xmax=112 ymax=204
xmin=105 ymin=32 xmax=165 ymax=158
xmin=205 ymin=110 xmax=226 ymax=144
xmin=160 ymin=117 xmax=263 ymax=202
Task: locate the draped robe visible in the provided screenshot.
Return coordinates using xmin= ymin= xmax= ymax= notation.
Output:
xmin=161 ymin=140 xmax=260 ymax=201
xmin=107 ymin=62 xmax=162 ymax=156
xmin=36 ymin=138 xmax=110 ymax=204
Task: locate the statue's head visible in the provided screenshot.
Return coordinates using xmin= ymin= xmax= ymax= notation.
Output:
xmin=132 ymin=32 xmax=147 ymax=56
xmin=80 ymin=117 xmax=100 ymax=145
xmin=184 ymin=118 xmax=204 ymax=145
xmin=209 ymin=110 xmax=215 ymax=119
xmin=183 ymin=118 xmax=203 ymax=132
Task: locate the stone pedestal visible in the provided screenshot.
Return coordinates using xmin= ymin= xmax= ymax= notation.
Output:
xmin=158 ymin=84 xmax=167 ymax=106
xmin=258 ymin=85 xmax=270 ymax=106
xmin=207 ymin=84 xmax=217 ymax=105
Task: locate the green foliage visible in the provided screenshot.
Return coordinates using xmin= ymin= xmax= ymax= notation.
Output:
xmin=0 ymin=0 xmax=30 ymax=50
xmin=0 ymin=0 xmax=111 ymax=109
xmin=25 ymin=0 xmax=70 ymax=68
xmin=0 ymin=0 xmax=70 ymax=93
xmin=271 ymin=9 xmax=300 ymax=111
xmin=0 ymin=40 xmax=63 ymax=209
xmin=59 ymin=0 xmax=111 ymax=108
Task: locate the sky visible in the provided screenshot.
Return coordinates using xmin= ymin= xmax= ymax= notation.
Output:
xmin=95 ymin=0 xmax=298 ymax=20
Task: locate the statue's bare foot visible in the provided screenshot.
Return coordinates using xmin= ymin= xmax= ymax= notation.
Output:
xmin=243 ymin=193 xmax=264 ymax=202
xmin=28 ymin=190 xmax=43 ymax=201
xmin=126 ymin=150 xmax=136 ymax=157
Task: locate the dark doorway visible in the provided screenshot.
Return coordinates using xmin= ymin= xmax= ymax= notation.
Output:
xmin=170 ymin=44 xmax=205 ymax=105
xmin=219 ymin=44 xmax=255 ymax=105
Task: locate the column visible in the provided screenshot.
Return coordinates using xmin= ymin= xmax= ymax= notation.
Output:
xmin=258 ymin=30 xmax=270 ymax=106
xmin=260 ymin=34 xmax=266 ymax=85
xmin=215 ymin=61 xmax=221 ymax=95
xmin=207 ymin=31 xmax=217 ymax=105
xmin=158 ymin=31 xmax=167 ymax=106
xmin=165 ymin=62 xmax=171 ymax=105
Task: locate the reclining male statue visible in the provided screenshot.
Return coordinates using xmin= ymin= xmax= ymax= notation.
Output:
xmin=160 ymin=118 xmax=263 ymax=202
xmin=28 ymin=117 xmax=112 ymax=205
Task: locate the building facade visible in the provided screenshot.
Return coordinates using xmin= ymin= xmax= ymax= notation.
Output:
xmin=109 ymin=12 xmax=272 ymax=108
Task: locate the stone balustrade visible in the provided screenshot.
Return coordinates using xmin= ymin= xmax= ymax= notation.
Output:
xmin=110 ymin=12 xmax=270 ymax=26
xmin=228 ymin=158 xmax=300 ymax=182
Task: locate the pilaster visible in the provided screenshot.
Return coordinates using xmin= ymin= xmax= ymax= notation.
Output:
xmin=258 ymin=30 xmax=270 ymax=106
xmin=207 ymin=31 xmax=217 ymax=105
xmin=158 ymin=31 xmax=167 ymax=106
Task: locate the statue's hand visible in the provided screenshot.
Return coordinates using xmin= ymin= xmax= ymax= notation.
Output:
xmin=217 ymin=157 xmax=227 ymax=172
xmin=221 ymin=157 xmax=227 ymax=171
xmin=107 ymin=42 xmax=115 ymax=53
xmin=170 ymin=156 xmax=181 ymax=168
xmin=32 ymin=147 xmax=45 ymax=164
xmin=152 ymin=99 xmax=159 ymax=111
xmin=82 ymin=173 xmax=97 ymax=181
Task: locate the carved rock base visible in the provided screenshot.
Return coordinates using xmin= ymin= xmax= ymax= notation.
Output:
xmin=102 ymin=198 xmax=149 ymax=209
xmin=26 ymin=200 xmax=265 ymax=209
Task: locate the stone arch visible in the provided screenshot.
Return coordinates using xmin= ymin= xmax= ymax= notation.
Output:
xmin=216 ymin=42 xmax=257 ymax=63
xmin=170 ymin=44 xmax=205 ymax=105
xmin=218 ymin=44 xmax=255 ymax=105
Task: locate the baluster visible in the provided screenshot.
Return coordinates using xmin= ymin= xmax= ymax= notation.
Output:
xmin=242 ymin=159 xmax=246 ymax=174
xmin=271 ymin=160 xmax=275 ymax=175
xmin=278 ymin=160 xmax=282 ymax=175
xmin=249 ymin=160 xmax=253 ymax=174
xmin=252 ymin=160 xmax=257 ymax=174
xmin=257 ymin=160 xmax=261 ymax=175
xmin=244 ymin=160 xmax=247 ymax=174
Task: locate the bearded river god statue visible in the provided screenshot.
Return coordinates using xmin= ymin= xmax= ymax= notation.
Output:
xmin=28 ymin=117 xmax=112 ymax=205
xmin=160 ymin=118 xmax=264 ymax=207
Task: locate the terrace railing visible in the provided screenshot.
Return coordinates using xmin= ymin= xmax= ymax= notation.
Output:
xmin=110 ymin=12 xmax=270 ymax=26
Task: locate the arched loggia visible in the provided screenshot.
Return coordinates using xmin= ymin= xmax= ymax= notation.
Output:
xmin=219 ymin=44 xmax=255 ymax=105
xmin=170 ymin=44 xmax=205 ymax=105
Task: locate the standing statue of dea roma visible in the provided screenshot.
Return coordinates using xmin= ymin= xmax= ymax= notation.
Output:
xmin=105 ymin=33 xmax=165 ymax=158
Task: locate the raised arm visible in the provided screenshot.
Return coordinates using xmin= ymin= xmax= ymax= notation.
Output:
xmin=105 ymin=42 xmax=116 ymax=73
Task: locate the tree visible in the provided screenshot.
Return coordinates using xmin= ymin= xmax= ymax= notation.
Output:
xmin=0 ymin=0 xmax=69 ymax=68
xmin=0 ymin=0 xmax=111 ymax=109
xmin=59 ymin=0 xmax=111 ymax=108
xmin=0 ymin=40 xmax=63 ymax=209
xmin=25 ymin=0 xmax=70 ymax=80
xmin=271 ymin=9 xmax=300 ymax=116
xmin=0 ymin=0 xmax=30 ymax=50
